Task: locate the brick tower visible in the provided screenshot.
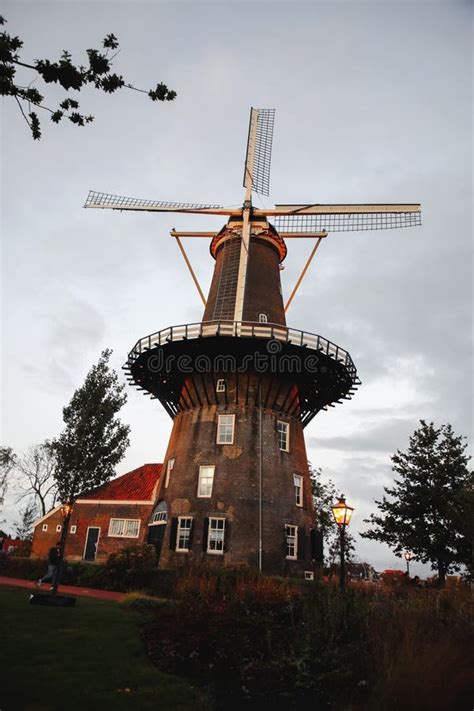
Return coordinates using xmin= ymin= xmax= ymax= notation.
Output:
xmin=85 ymin=108 xmax=421 ymax=575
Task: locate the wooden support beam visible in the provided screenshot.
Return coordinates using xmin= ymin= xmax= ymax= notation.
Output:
xmin=173 ymin=233 xmax=207 ymax=307
xmin=170 ymin=230 xmax=216 ymax=238
xmin=284 ymin=237 xmax=324 ymax=313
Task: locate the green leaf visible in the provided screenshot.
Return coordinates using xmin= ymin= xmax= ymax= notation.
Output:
xmin=148 ymin=82 xmax=177 ymax=102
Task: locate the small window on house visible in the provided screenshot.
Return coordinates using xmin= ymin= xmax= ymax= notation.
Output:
xmin=207 ymin=517 xmax=226 ymax=554
xmin=258 ymin=313 xmax=268 ymax=323
xmin=151 ymin=500 xmax=168 ymax=524
xmin=165 ymin=457 xmax=175 ymax=488
xmin=285 ymin=524 xmax=298 ymax=560
xmin=216 ymin=378 xmax=226 ymax=392
xmin=108 ymin=518 xmax=141 ymax=538
xmin=176 ymin=517 xmax=193 ymax=552
xmin=217 ymin=414 xmax=235 ymax=445
xmin=197 ymin=465 xmax=215 ymax=498
xmin=277 ymin=420 xmax=290 ymax=452
xmin=42 ymin=524 xmax=48 ymax=532
xmin=304 ymin=571 xmax=314 ymax=581
xmin=56 ymin=524 xmax=62 ymax=533
xmin=70 ymin=525 xmax=77 ymax=534
xmin=294 ymin=474 xmax=303 ymax=507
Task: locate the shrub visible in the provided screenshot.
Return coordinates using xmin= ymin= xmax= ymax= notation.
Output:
xmin=141 ymin=576 xmax=474 ymax=709
xmin=105 ymin=543 xmax=157 ymax=590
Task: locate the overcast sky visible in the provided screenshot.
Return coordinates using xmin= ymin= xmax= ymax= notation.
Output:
xmin=1 ymin=0 xmax=472 ymax=575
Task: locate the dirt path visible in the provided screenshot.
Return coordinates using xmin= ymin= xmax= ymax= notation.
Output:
xmin=0 ymin=575 xmax=125 ymax=601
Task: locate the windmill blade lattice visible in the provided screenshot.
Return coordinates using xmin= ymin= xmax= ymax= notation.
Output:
xmin=273 ymin=210 xmax=421 ymax=233
xmin=243 ymin=108 xmax=275 ymax=197
xmin=84 ymin=190 xmax=223 ymax=211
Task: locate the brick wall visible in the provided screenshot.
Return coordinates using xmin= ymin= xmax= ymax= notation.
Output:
xmin=155 ymin=372 xmax=317 ymax=575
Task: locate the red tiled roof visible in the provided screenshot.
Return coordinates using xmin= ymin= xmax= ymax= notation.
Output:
xmin=78 ymin=464 xmax=162 ymax=501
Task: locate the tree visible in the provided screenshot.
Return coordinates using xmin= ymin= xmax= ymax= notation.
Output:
xmin=15 ymin=441 xmax=58 ymax=516
xmin=50 ymin=348 xmax=130 ymax=593
xmin=310 ymin=464 xmax=356 ymax=567
xmin=0 ymin=16 xmax=177 ymax=139
xmin=361 ymin=420 xmax=473 ymax=582
xmin=14 ymin=502 xmax=37 ymax=541
xmin=0 ymin=446 xmax=16 ymax=518
xmin=52 ymin=348 xmax=130 ymax=504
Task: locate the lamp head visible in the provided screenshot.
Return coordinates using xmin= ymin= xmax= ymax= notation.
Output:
xmin=331 ymin=495 xmax=354 ymax=527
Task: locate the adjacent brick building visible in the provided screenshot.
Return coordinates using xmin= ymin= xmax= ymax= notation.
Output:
xmin=31 ymin=464 xmax=162 ymax=561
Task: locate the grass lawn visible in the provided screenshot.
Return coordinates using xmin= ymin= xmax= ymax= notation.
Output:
xmin=0 ymin=586 xmax=212 ymax=711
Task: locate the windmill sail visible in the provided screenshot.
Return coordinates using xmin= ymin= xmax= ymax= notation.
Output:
xmin=270 ymin=203 xmax=421 ymax=232
xmin=84 ymin=191 xmax=231 ymax=215
xmin=242 ymin=108 xmax=275 ymax=197
xmin=273 ymin=211 xmax=421 ymax=233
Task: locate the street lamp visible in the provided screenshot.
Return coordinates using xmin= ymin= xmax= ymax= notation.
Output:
xmin=404 ymin=551 xmax=413 ymax=576
xmin=60 ymin=503 xmax=73 ymax=519
xmin=53 ymin=503 xmax=74 ymax=594
xmin=331 ymin=495 xmax=354 ymax=592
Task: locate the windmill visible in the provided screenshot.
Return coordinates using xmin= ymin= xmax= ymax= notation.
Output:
xmin=84 ymin=108 xmax=421 ymax=574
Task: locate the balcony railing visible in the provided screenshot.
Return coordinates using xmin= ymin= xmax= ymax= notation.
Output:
xmin=127 ymin=320 xmax=358 ymax=379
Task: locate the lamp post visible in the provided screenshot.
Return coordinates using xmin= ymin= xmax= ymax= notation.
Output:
xmin=404 ymin=551 xmax=413 ymax=576
xmin=52 ymin=503 xmax=74 ymax=594
xmin=331 ymin=495 xmax=354 ymax=592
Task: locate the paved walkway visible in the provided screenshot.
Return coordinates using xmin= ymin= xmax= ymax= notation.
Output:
xmin=0 ymin=575 xmax=125 ymax=601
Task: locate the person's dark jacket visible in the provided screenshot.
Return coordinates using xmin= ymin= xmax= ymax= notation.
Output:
xmin=48 ymin=546 xmax=60 ymax=565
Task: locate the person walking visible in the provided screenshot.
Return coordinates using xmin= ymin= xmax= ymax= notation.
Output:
xmin=37 ymin=542 xmax=61 ymax=590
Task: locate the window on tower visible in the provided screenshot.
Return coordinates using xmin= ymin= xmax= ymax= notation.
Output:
xmin=294 ymin=474 xmax=303 ymax=507
xmin=197 ymin=465 xmax=215 ymax=497
xmin=207 ymin=517 xmax=226 ymax=554
xmin=277 ymin=420 xmax=290 ymax=451
xmin=217 ymin=414 xmax=235 ymax=444
xmin=258 ymin=313 xmax=268 ymax=323
xmin=150 ymin=500 xmax=168 ymax=524
xmin=176 ymin=516 xmax=193 ymax=551
xmin=216 ymin=379 xmax=226 ymax=392
xmin=285 ymin=524 xmax=298 ymax=560
xmin=164 ymin=457 xmax=175 ymax=488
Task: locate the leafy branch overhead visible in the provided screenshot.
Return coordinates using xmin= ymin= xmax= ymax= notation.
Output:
xmin=0 ymin=17 xmax=177 ymax=139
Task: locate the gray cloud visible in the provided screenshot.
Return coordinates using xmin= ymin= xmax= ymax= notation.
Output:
xmin=309 ymin=417 xmax=417 ymax=454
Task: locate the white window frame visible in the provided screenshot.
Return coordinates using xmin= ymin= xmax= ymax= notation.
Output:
xmin=197 ymin=465 xmax=215 ymax=498
xmin=56 ymin=524 xmax=62 ymax=533
xmin=42 ymin=524 xmax=48 ymax=532
xmin=150 ymin=502 xmax=168 ymax=525
xmin=108 ymin=518 xmax=141 ymax=538
xmin=285 ymin=524 xmax=298 ymax=560
xmin=216 ymin=414 xmax=235 ymax=445
xmin=304 ymin=571 xmax=314 ymax=581
xmin=70 ymin=525 xmax=77 ymax=534
xmin=216 ymin=378 xmax=226 ymax=392
xmin=207 ymin=517 xmax=226 ymax=555
xmin=258 ymin=313 xmax=268 ymax=323
xmin=294 ymin=474 xmax=303 ymax=507
xmin=164 ymin=457 xmax=175 ymax=488
xmin=277 ymin=420 xmax=290 ymax=452
xmin=176 ymin=516 xmax=193 ymax=552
